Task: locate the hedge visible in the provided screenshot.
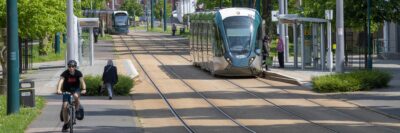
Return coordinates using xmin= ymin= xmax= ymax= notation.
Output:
xmin=312 ymin=70 xmax=392 ymax=93
xmin=84 ymin=75 xmax=134 ymax=96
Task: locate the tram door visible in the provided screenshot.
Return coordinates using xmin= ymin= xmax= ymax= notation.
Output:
xmin=190 ymin=21 xmax=195 ymax=63
xmin=207 ymin=22 xmax=213 ymax=71
xmin=204 ymin=23 xmax=210 ymax=70
xmin=199 ymin=22 xmax=204 ymax=69
xmin=196 ymin=22 xmax=201 ymax=65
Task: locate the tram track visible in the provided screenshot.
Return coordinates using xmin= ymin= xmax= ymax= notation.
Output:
xmin=118 ymin=36 xmax=195 ymax=133
xmin=122 ymin=34 xmax=337 ymax=132
xmin=140 ymin=33 xmax=400 ymax=132
xmin=119 ymin=35 xmax=256 ymax=133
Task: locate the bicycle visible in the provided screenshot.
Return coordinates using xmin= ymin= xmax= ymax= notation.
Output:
xmin=62 ymin=92 xmax=76 ymax=133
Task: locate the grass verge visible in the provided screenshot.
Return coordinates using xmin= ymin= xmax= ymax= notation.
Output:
xmin=131 ymin=26 xmax=190 ymax=38
xmin=32 ymin=44 xmax=66 ymax=63
xmin=0 ymin=96 xmax=45 ymax=132
xmin=312 ymin=70 xmax=392 ymax=93
xmin=99 ymin=34 xmax=113 ymax=41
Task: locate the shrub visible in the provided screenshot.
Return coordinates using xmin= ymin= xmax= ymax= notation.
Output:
xmin=312 ymin=70 xmax=392 ymax=93
xmin=84 ymin=75 xmax=102 ymax=96
xmin=114 ymin=75 xmax=134 ymax=95
xmin=84 ymin=75 xmax=134 ymax=96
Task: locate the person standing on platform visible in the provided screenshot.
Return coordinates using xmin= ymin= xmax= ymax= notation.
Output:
xmin=277 ymin=36 xmax=285 ymax=68
xmin=172 ymin=24 xmax=177 ymax=36
xmin=102 ymin=60 xmax=118 ymax=100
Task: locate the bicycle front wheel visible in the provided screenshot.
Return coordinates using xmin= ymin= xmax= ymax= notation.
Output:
xmin=69 ymin=106 xmax=74 ymax=133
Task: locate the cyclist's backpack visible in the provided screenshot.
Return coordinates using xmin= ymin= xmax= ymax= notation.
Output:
xmin=76 ymin=104 xmax=85 ymax=120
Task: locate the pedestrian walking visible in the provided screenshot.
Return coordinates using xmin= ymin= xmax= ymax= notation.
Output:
xmin=277 ymin=36 xmax=285 ymax=68
xmin=94 ymin=28 xmax=99 ymax=43
xmin=102 ymin=60 xmax=118 ymax=100
xmin=172 ymin=23 xmax=177 ymax=36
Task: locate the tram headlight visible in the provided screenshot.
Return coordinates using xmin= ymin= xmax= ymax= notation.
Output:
xmin=226 ymin=57 xmax=232 ymax=64
xmin=249 ymin=57 xmax=255 ymax=65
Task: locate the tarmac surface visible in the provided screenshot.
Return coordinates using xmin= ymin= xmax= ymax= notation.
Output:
xmin=25 ymin=40 xmax=141 ymax=133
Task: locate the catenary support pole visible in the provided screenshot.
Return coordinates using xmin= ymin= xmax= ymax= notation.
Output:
xmin=6 ymin=0 xmax=20 ymax=115
xmin=300 ymin=23 xmax=305 ymax=70
xmin=151 ymin=0 xmax=154 ymax=29
xmin=67 ymin=0 xmax=75 ymax=63
xmin=163 ymin=0 xmax=167 ymax=32
xmin=367 ymin=0 xmax=372 ymax=69
xmin=336 ymin=0 xmax=345 ymax=72
xmin=293 ymin=23 xmax=298 ymax=68
xmin=320 ymin=24 xmax=325 ymax=71
xmin=89 ymin=27 xmax=94 ymax=66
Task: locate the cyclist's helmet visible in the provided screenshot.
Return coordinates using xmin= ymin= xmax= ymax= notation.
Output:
xmin=67 ymin=60 xmax=77 ymax=67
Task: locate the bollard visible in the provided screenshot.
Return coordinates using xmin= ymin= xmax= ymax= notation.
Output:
xmin=55 ymin=32 xmax=60 ymax=54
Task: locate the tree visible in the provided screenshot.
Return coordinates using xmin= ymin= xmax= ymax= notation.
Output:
xmin=155 ymin=0 xmax=171 ymax=21
xmin=81 ymin=0 xmax=107 ymax=10
xmin=301 ymin=0 xmax=400 ymax=32
xmin=120 ymin=0 xmax=144 ymax=17
xmin=0 ymin=0 xmax=68 ymax=93
xmin=197 ymin=0 xmax=231 ymax=9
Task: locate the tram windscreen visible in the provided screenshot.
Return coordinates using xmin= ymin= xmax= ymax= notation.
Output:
xmin=115 ymin=13 xmax=128 ymax=26
xmin=223 ymin=16 xmax=253 ymax=58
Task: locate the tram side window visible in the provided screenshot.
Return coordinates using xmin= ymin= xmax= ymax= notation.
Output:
xmin=255 ymin=25 xmax=262 ymax=50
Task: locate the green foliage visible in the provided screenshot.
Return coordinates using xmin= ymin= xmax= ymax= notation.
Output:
xmin=17 ymin=0 xmax=67 ymax=39
xmin=312 ymin=70 xmax=392 ymax=93
xmin=121 ymin=0 xmax=144 ymax=17
xmin=99 ymin=34 xmax=113 ymax=41
xmin=32 ymin=42 xmax=66 ymax=63
xmin=81 ymin=0 xmax=107 ymax=10
xmin=300 ymin=0 xmax=400 ymax=32
xmin=84 ymin=75 xmax=134 ymax=96
xmin=84 ymin=75 xmax=103 ymax=96
xmin=0 ymin=96 xmax=45 ymax=132
xmin=197 ymin=0 xmax=231 ymax=9
xmin=114 ymin=75 xmax=134 ymax=96
xmin=154 ymin=0 xmax=172 ymax=20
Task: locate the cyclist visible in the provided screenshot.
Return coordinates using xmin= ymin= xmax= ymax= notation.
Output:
xmin=56 ymin=60 xmax=87 ymax=132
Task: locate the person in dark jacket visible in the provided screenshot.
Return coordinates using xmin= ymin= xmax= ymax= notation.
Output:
xmin=102 ymin=60 xmax=118 ymax=100
xmin=172 ymin=23 xmax=177 ymax=36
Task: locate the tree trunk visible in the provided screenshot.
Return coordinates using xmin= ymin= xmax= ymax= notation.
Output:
xmin=262 ymin=0 xmax=273 ymax=40
xmin=0 ymin=46 xmax=7 ymax=95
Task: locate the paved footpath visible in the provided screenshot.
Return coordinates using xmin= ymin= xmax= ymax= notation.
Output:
xmin=25 ymin=40 xmax=142 ymax=133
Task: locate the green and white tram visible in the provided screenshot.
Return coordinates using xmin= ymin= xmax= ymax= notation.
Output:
xmin=190 ymin=8 xmax=263 ymax=76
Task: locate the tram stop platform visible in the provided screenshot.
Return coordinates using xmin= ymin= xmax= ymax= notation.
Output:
xmin=264 ymin=59 xmax=400 ymax=120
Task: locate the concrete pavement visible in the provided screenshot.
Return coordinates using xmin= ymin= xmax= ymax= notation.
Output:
xmin=25 ymin=40 xmax=142 ymax=133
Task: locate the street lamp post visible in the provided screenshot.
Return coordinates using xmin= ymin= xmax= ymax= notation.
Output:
xmin=6 ymin=0 xmax=20 ymax=115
